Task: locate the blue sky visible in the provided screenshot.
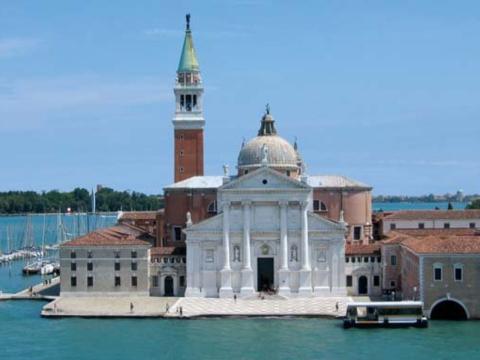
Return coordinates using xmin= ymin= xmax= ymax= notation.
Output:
xmin=1 ymin=0 xmax=479 ymax=195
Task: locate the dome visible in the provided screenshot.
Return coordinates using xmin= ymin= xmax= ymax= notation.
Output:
xmin=238 ymin=135 xmax=299 ymax=170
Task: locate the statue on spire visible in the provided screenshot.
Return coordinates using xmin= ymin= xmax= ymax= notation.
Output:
xmin=186 ymin=13 xmax=191 ymax=30
xmin=265 ymin=103 xmax=270 ymax=115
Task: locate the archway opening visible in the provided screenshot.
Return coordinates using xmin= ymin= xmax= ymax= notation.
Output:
xmin=358 ymin=276 xmax=368 ymax=295
xmin=430 ymin=300 xmax=467 ymax=320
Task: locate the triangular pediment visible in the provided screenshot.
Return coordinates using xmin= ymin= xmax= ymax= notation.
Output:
xmin=308 ymin=212 xmax=346 ymax=232
xmin=184 ymin=213 xmax=223 ymax=233
xmin=220 ymin=166 xmax=310 ymax=191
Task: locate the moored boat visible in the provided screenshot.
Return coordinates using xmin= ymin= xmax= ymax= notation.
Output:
xmin=343 ymin=301 xmax=428 ymax=328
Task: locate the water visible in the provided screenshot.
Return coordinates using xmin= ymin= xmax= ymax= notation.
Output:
xmin=373 ymin=201 xmax=467 ymax=212
xmin=0 ymin=205 xmax=476 ymax=359
xmin=0 ymin=301 xmax=478 ymax=360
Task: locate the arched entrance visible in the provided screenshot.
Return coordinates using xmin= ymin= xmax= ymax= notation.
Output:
xmin=358 ymin=276 xmax=368 ymax=295
xmin=164 ymin=276 xmax=174 ymax=296
xmin=430 ymin=299 xmax=468 ymax=320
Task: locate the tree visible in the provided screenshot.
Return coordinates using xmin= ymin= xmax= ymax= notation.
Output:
xmin=447 ymin=202 xmax=454 ymax=210
xmin=467 ymin=199 xmax=480 ymax=210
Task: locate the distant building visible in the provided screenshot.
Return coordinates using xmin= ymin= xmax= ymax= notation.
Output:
xmin=59 ymin=225 xmax=153 ymax=296
xmin=381 ymin=210 xmax=480 ymax=235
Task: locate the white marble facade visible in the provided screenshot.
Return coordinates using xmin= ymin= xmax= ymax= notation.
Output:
xmin=184 ymin=167 xmax=347 ymax=298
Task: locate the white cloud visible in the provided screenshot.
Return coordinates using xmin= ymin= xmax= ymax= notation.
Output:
xmin=0 ymin=38 xmax=41 ymax=58
xmin=0 ymin=75 xmax=171 ymax=131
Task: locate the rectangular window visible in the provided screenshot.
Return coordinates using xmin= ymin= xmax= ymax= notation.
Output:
xmin=71 ymin=262 xmax=76 ymax=271
xmin=131 ymin=251 xmax=137 ymax=259
xmin=418 ymin=223 xmax=425 ymax=229
xmin=377 ymin=256 xmax=382 ymax=263
xmin=313 ymin=200 xmax=320 ymax=211
xmin=115 ymin=276 xmax=121 ymax=287
xmin=444 ymin=223 xmax=450 ymax=229
xmin=470 ymin=223 xmax=476 ymax=229
xmin=370 ymin=256 xmax=375 ymax=263
xmin=87 ymin=251 xmax=93 ymax=259
xmin=152 ymin=275 xmax=159 ymax=287
xmin=454 ymin=267 xmax=463 ymax=281
xmin=70 ymin=251 xmax=76 ymax=259
xmin=87 ymin=262 xmax=93 ymax=271
xmin=70 ymin=276 xmax=77 ymax=287
xmin=357 ymin=257 xmax=362 ymax=263
xmin=434 ymin=267 xmax=442 ymax=281
xmin=87 ymin=276 xmax=93 ymax=287
xmin=390 ymin=280 xmax=396 ymax=288
xmin=131 ymin=276 xmax=138 ymax=287
xmin=131 ymin=262 xmax=137 ymax=271
xmin=390 ymin=255 xmax=397 ymax=266
xmin=351 ymin=257 xmax=356 ymax=263
xmin=180 ymin=276 xmax=185 ymax=287
xmin=115 ymin=262 xmax=121 ymax=271
xmin=374 ymin=275 xmax=380 ymax=287
xmin=174 ymin=226 xmax=182 ymax=241
xmin=390 ymin=223 xmax=396 ymax=230
xmin=115 ymin=251 xmax=120 ymax=259
xmin=353 ymin=226 xmax=362 ymax=240
xmin=345 ymin=257 xmax=349 ymax=263
xmin=364 ymin=257 xmax=369 ymax=263
xmin=346 ymin=275 xmax=353 ymax=287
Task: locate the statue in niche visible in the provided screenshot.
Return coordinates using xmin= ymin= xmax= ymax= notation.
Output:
xmin=261 ymin=244 xmax=270 ymax=255
xmin=290 ymin=245 xmax=298 ymax=262
xmin=233 ymin=245 xmax=241 ymax=262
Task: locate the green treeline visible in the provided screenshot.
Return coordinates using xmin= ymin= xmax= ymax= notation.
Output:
xmin=0 ymin=188 xmax=164 ymax=214
xmin=467 ymin=199 xmax=480 ymax=209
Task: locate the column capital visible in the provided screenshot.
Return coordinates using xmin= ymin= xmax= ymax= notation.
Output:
xmin=241 ymin=200 xmax=252 ymax=207
xmin=278 ymin=200 xmax=289 ymax=207
xmin=300 ymin=201 xmax=308 ymax=209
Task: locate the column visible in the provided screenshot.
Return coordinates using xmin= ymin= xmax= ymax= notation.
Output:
xmin=242 ymin=201 xmax=252 ymax=270
xmin=301 ymin=201 xmax=310 ymax=270
xmin=185 ymin=243 xmax=202 ymax=297
xmin=278 ymin=200 xmax=291 ymax=296
xmin=298 ymin=201 xmax=312 ymax=296
xmin=240 ymin=201 xmax=255 ymax=297
xmin=219 ymin=201 xmax=233 ymax=298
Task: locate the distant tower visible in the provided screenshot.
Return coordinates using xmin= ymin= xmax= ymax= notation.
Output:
xmin=172 ymin=14 xmax=205 ymax=182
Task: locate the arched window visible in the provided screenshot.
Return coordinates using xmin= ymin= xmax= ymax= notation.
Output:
xmin=313 ymin=200 xmax=328 ymax=212
xmin=290 ymin=245 xmax=298 ymax=262
xmin=207 ymin=200 xmax=217 ymax=214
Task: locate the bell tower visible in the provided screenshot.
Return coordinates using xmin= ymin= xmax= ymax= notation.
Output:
xmin=172 ymin=14 xmax=205 ymax=182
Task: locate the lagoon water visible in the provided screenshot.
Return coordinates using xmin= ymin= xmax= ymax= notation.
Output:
xmin=0 ymin=203 xmax=476 ymax=360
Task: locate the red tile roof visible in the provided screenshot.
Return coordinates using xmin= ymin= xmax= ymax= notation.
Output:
xmin=62 ymin=225 xmax=152 ymax=247
xmin=401 ymin=235 xmax=480 ymax=254
xmin=381 ymin=232 xmax=414 ymax=245
xmin=345 ymin=244 xmax=381 ymax=255
xmin=383 ymin=210 xmax=480 ymax=221
xmin=118 ymin=211 xmax=161 ymax=221
xmin=394 ymin=228 xmax=480 ymax=237
xmin=151 ymin=246 xmax=186 ymax=256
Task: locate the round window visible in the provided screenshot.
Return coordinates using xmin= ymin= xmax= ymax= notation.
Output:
xmin=262 ymin=179 xmax=268 ymax=185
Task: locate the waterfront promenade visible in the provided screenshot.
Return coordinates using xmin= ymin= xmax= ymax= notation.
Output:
xmin=0 ymin=277 xmax=59 ymax=301
xmin=41 ymin=295 xmax=352 ymax=318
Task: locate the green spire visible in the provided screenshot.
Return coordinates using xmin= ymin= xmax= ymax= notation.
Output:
xmin=177 ymin=14 xmax=200 ymax=73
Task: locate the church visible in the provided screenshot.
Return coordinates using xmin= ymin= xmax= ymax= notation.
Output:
xmin=153 ymin=15 xmax=373 ymax=298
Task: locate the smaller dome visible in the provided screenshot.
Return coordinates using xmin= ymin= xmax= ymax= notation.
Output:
xmin=238 ymin=135 xmax=299 ymax=170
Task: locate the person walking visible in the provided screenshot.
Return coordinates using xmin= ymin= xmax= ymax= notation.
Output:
xmin=335 ymin=302 xmax=339 ymax=312
xmin=234 ymin=294 xmax=237 ymax=303
xmin=130 ymin=302 xmax=134 ymax=313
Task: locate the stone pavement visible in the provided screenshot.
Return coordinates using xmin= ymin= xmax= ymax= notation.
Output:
xmin=167 ymin=296 xmax=353 ymax=318
xmin=42 ymin=296 xmax=178 ymax=317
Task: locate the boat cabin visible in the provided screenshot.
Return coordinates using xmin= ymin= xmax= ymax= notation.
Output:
xmin=344 ymin=301 xmax=428 ymax=328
